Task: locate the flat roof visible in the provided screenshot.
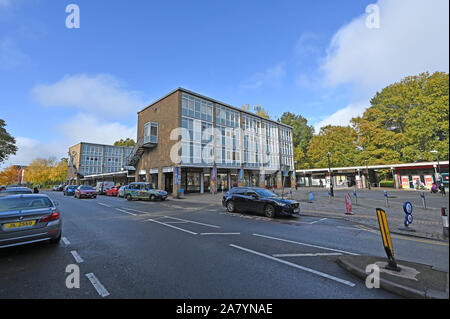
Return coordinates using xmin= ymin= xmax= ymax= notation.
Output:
xmin=296 ymin=161 xmax=449 ymax=173
xmin=139 ymin=87 xmax=293 ymax=129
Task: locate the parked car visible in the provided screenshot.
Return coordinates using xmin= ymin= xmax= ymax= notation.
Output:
xmin=106 ymin=185 xmax=120 ymax=197
xmin=53 ymin=184 xmax=65 ymax=192
xmin=124 ymin=182 xmax=168 ymax=201
xmin=0 ymin=194 xmax=62 ymax=248
xmin=222 ymin=187 xmax=300 ymax=218
xmin=96 ymin=181 xmax=115 ymax=195
xmin=63 ymin=185 xmax=78 ymax=196
xmin=0 ymin=187 xmax=33 ymax=197
xmin=118 ymin=185 xmax=128 ymax=198
xmin=74 ymin=185 xmax=97 ymax=199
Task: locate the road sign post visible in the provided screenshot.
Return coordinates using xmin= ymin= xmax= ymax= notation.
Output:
xmin=376 ymin=208 xmax=401 ymax=272
xmin=384 ymin=191 xmax=389 ymax=207
xmin=420 ymin=191 xmax=426 ymax=209
xmin=399 ymin=201 xmax=415 ymax=232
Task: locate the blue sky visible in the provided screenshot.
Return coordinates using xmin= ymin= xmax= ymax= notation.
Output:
xmin=0 ymin=0 xmax=448 ymax=166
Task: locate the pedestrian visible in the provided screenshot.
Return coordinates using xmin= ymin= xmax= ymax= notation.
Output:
xmin=33 ymin=186 xmax=39 ymax=194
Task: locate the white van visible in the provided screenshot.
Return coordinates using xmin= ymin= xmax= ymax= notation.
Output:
xmin=96 ymin=181 xmax=115 ymax=195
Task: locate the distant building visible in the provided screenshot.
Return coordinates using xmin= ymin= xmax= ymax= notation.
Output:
xmin=67 ymin=142 xmax=134 ymax=185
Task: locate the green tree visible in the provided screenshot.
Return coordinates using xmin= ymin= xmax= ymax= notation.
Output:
xmin=352 ymin=72 xmax=449 ymax=164
xmin=0 ymin=119 xmax=17 ymax=164
xmin=279 ymin=112 xmax=314 ymax=153
xmin=114 ymin=138 xmax=136 ymax=147
xmin=306 ymin=125 xmax=359 ymax=168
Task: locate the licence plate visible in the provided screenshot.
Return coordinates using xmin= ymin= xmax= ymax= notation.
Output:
xmin=293 ymin=208 xmax=300 ymax=213
xmin=4 ymin=220 xmax=36 ymax=229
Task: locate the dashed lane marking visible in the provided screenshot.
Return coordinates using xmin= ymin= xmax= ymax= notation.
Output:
xmin=86 ymin=273 xmax=110 ymax=298
xmin=70 ymin=250 xmax=84 ymax=263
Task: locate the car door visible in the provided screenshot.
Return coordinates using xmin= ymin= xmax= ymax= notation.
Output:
xmin=231 ymin=188 xmax=247 ymax=211
xmin=245 ymin=189 xmax=264 ymax=214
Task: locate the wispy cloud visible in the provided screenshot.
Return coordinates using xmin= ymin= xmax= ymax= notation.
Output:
xmin=239 ymin=62 xmax=286 ymax=91
xmin=0 ymin=37 xmax=30 ymax=69
xmin=31 ymin=74 xmax=147 ymax=118
xmin=315 ymin=0 xmax=449 ymax=130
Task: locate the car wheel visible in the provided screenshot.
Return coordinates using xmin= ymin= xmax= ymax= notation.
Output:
xmin=160 ymin=197 xmax=166 ymax=201
xmin=50 ymin=233 xmax=61 ymax=244
xmin=264 ymin=204 xmax=276 ymax=218
xmin=226 ymin=200 xmax=235 ymax=213
xmin=126 ymin=194 xmax=132 ymax=201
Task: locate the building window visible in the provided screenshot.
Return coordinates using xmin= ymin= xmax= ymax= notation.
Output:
xmin=144 ymin=122 xmax=158 ymax=143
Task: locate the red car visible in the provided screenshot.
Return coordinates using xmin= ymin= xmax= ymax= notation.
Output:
xmin=105 ymin=185 xmax=120 ymax=197
xmin=75 ymin=185 xmax=97 ymax=199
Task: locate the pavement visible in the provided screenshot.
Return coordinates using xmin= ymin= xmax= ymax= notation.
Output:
xmin=172 ymin=188 xmax=449 ymax=241
xmin=337 ymin=255 xmax=449 ymax=299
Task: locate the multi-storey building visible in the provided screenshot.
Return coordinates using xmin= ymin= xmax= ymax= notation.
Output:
xmin=67 ymin=142 xmax=133 ymax=184
xmin=127 ymin=88 xmax=295 ymax=196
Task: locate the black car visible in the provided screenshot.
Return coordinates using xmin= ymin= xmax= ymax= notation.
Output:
xmin=222 ymin=187 xmax=300 ymax=218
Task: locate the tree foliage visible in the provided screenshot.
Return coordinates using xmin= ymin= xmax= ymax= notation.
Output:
xmin=25 ymin=157 xmax=67 ymax=187
xmin=114 ymin=138 xmax=136 ymax=147
xmin=0 ymin=119 xmax=18 ymax=164
xmin=0 ymin=166 xmax=20 ymax=185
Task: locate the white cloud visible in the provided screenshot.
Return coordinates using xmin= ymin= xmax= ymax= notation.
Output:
xmin=31 ymin=74 xmax=146 ymax=118
xmin=240 ymin=62 xmax=286 ymax=91
xmin=313 ymin=101 xmax=368 ymax=132
xmin=316 ymin=0 xmax=449 ymax=129
xmin=57 ymin=113 xmax=137 ymax=146
xmin=0 ymin=137 xmax=66 ymax=168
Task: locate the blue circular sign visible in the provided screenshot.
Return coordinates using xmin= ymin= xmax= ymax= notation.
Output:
xmin=403 ymin=201 xmax=413 ymax=215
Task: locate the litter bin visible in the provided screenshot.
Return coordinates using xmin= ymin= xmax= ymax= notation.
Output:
xmin=178 ymin=189 xmax=184 ymax=198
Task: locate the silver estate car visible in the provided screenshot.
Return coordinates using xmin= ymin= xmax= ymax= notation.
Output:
xmin=0 ymin=194 xmax=62 ymax=248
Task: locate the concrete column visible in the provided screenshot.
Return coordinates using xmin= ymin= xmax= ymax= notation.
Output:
xmin=158 ymin=168 xmax=165 ymax=192
xmin=276 ymin=171 xmax=283 ymax=189
xmin=200 ymin=173 xmax=204 ymax=194
xmin=172 ymin=167 xmax=180 ymax=198
xmin=238 ymin=169 xmax=246 ymax=187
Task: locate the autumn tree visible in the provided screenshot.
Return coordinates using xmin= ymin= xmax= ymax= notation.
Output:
xmin=25 ymin=157 xmax=67 ymax=187
xmin=0 ymin=166 xmax=19 ymax=185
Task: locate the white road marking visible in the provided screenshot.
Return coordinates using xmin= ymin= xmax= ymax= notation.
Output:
xmin=148 ymin=219 xmax=198 ymax=235
xmin=164 ymin=221 xmax=189 ymax=224
xmin=164 ymin=216 xmax=220 ymax=228
xmin=272 ymin=252 xmax=343 ymax=257
xmin=86 ymin=273 xmax=110 ymax=297
xmin=229 ymin=244 xmax=355 ymax=287
xmin=70 ymin=250 xmax=84 ymax=263
xmin=121 ymin=208 xmax=149 ymax=214
xmin=337 ymin=226 xmax=367 ymax=231
xmin=98 ymin=203 xmax=111 ymax=208
xmin=115 ymin=208 xmax=137 ymax=216
xmin=310 ymin=218 xmax=328 ymax=224
xmin=252 ymin=233 xmax=359 ymax=256
xmin=200 ymin=233 xmax=241 ymax=236
xmin=61 ymin=237 xmax=70 ymax=246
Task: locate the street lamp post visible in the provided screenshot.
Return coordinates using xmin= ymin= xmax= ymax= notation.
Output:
xmin=327 ymin=152 xmax=334 ymax=197
xmin=431 ymin=150 xmax=441 ymax=182
xmin=365 ymin=160 xmax=371 ymax=190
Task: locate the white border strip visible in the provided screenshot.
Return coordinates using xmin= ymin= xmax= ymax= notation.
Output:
xmin=253 ymin=233 xmax=359 ymax=256
xmin=70 ymin=250 xmax=84 ymax=263
xmin=229 ymin=244 xmax=355 ymax=287
xmin=98 ymin=203 xmax=111 ymax=208
xmin=148 ymin=219 xmax=197 ymax=235
xmin=62 ymin=237 xmax=70 ymax=246
xmin=164 ymin=216 xmax=220 ymax=228
xmin=115 ymin=208 xmax=137 ymax=216
xmin=86 ymin=273 xmax=110 ymax=297
xmin=272 ymin=252 xmax=343 ymax=257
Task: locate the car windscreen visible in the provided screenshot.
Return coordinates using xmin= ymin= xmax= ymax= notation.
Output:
xmin=255 ymin=189 xmax=278 ymax=198
xmin=0 ymin=197 xmax=54 ymax=213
